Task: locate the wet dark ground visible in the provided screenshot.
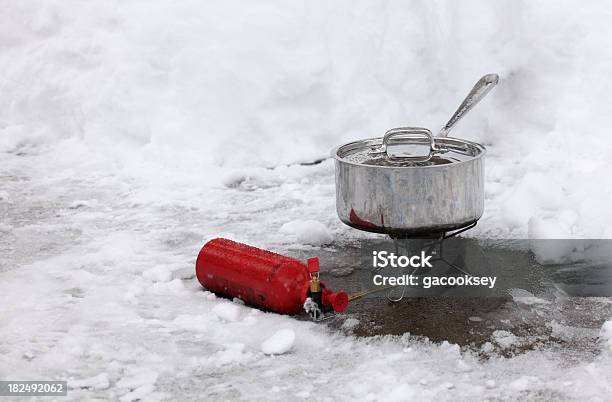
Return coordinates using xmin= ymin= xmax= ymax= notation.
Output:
xmin=293 ymin=239 xmax=612 ymax=355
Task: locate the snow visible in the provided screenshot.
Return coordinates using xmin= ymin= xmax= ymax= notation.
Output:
xmin=342 ymin=317 xmax=360 ymax=330
xmin=508 ymin=289 xmax=552 ymax=305
xmin=527 ymin=238 xmax=612 ymax=265
xmin=279 ymin=219 xmax=333 ymax=246
xmin=1 ymin=0 xmax=612 ymax=400
xmin=68 ymin=199 xmax=98 ymax=210
xmin=212 ymin=302 xmax=242 ymax=323
xmin=69 ymin=373 xmax=110 ymax=390
xmin=260 ymin=329 xmax=296 ymax=355
xmin=601 ymin=321 xmax=612 ymax=351
xmin=142 ymin=265 xmax=173 ymax=283
xmin=492 ymin=330 xmax=521 ymax=349
xmin=119 ymin=384 xmax=158 ymax=402
xmin=510 ymin=376 xmax=538 ymax=391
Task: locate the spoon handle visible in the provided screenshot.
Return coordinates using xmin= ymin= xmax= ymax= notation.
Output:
xmin=438 ymin=73 xmax=499 ymax=137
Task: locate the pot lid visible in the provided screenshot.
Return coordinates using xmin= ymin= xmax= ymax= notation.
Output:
xmin=336 ymin=127 xmax=485 ymax=167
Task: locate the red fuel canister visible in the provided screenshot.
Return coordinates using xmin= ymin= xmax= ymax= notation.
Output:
xmin=196 ymin=238 xmax=348 ymax=317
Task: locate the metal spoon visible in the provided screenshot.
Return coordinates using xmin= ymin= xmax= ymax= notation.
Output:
xmin=437 ymin=73 xmax=499 ymax=138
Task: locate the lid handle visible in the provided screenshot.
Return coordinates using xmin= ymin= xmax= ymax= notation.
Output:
xmin=381 ymin=127 xmax=438 ymax=162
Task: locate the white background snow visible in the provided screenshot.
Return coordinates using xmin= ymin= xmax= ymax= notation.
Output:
xmin=1 ymin=0 xmax=612 ymax=400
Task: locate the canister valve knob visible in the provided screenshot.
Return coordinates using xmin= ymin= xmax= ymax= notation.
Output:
xmin=304 ymin=257 xmax=349 ymax=320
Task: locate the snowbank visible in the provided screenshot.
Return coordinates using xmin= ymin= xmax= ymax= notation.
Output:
xmin=2 ymin=0 xmax=612 ymax=237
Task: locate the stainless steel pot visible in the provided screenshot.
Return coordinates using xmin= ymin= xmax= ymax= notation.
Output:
xmin=332 ymin=74 xmax=498 ymax=237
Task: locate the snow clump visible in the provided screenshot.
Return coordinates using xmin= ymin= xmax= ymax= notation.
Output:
xmin=279 ymin=220 xmax=333 ymax=246
xmin=261 ymin=329 xmax=295 ymax=355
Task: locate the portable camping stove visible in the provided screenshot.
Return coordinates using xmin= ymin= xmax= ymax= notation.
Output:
xmin=381 ymin=222 xmax=478 ymax=301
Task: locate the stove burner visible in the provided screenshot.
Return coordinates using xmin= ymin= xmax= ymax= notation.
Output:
xmin=385 ymin=222 xmax=478 ymax=300
xmin=388 ymin=221 xmax=478 ymax=240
